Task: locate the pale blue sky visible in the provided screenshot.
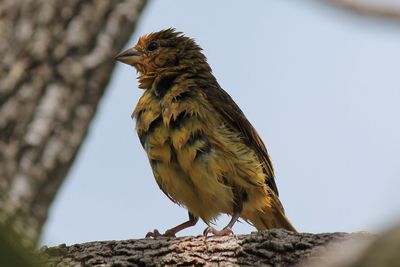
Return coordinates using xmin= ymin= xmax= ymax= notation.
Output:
xmin=42 ymin=1 xmax=400 ymax=245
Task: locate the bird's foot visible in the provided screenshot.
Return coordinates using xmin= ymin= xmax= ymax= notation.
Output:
xmin=145 ymin=229 xmax=176 ymax=238
xmin=203 ymin=226 xmax=233 ymax=237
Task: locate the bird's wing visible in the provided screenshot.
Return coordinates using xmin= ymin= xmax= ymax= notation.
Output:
xmin=203 ymin=85 xmax=279 ymax=196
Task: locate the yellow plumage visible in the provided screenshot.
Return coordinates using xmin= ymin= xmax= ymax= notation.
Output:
xmin=117 ymin=28 xmax=296 ymax=236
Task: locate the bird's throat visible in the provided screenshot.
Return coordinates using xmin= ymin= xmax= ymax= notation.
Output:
xmin=138 ymin=71 xmax=180 ymax=99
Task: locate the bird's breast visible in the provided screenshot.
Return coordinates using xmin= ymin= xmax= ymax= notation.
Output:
xmin=133 ymin=86 xmax=214 ymax=164
xmin=132 ymin=86 xmax=237 ymax=221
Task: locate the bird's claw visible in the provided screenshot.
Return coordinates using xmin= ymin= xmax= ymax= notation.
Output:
xmin=145 ymin=229 xmax=176 ymax=238
xmin=145 ymin=229 xmax=161 ymax=238
xmin=203 ymin=226 xmax=233 ymax=237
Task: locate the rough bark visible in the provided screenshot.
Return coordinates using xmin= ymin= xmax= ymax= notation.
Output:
xmin=0 ymin=0 xmax=147 ymax=247
xmin=40 ymin=229 xmax=371 ymax=267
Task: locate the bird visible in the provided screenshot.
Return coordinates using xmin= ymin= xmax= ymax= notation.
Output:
xmin=115 ymin=28 xmax=296 ymax=237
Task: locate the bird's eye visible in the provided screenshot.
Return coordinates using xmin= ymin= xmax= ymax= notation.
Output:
xmin=147 ymin=41 xmax=159 ymax=52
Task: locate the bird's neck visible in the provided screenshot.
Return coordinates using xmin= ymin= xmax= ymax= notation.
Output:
xmin=137 ymin=65 xmax=218 ymax=97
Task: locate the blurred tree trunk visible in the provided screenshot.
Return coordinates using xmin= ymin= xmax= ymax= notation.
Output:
xmin=0 ymin=0 xmax=147 ymax=247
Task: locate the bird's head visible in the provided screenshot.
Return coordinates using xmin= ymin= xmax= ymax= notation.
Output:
xmin=115 ymin=28 xmax=211 ymax=84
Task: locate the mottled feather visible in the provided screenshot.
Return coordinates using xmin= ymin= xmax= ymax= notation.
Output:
xmin=117 ymin=28 xmax=296 ymax=234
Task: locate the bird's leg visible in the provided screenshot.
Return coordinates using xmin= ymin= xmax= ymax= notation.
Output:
xmin=146 ymin=212 xmax=198 ymax=238
xmin=203 ymin=198 xmax=243 ymax=237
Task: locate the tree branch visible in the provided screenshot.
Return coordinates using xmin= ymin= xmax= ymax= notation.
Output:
xmin=328 ymin=0 xmax=400 ymax=21
xmin=40 ymin=230 xmax=370 ymax=266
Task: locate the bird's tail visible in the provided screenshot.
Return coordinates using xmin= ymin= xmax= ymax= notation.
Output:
xmin=245 ymin=193 xmax=297 ymax=233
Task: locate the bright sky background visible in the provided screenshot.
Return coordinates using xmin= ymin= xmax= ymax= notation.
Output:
xmin=42 ymin=0 xmax=400 ymax=246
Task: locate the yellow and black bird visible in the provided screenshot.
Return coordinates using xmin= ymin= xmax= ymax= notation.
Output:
xmin=115 ymin=28 xmax=296 ymax=237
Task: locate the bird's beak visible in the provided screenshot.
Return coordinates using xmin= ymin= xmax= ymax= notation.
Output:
xmin=115 ymin=47 xmax=142 ymax=66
